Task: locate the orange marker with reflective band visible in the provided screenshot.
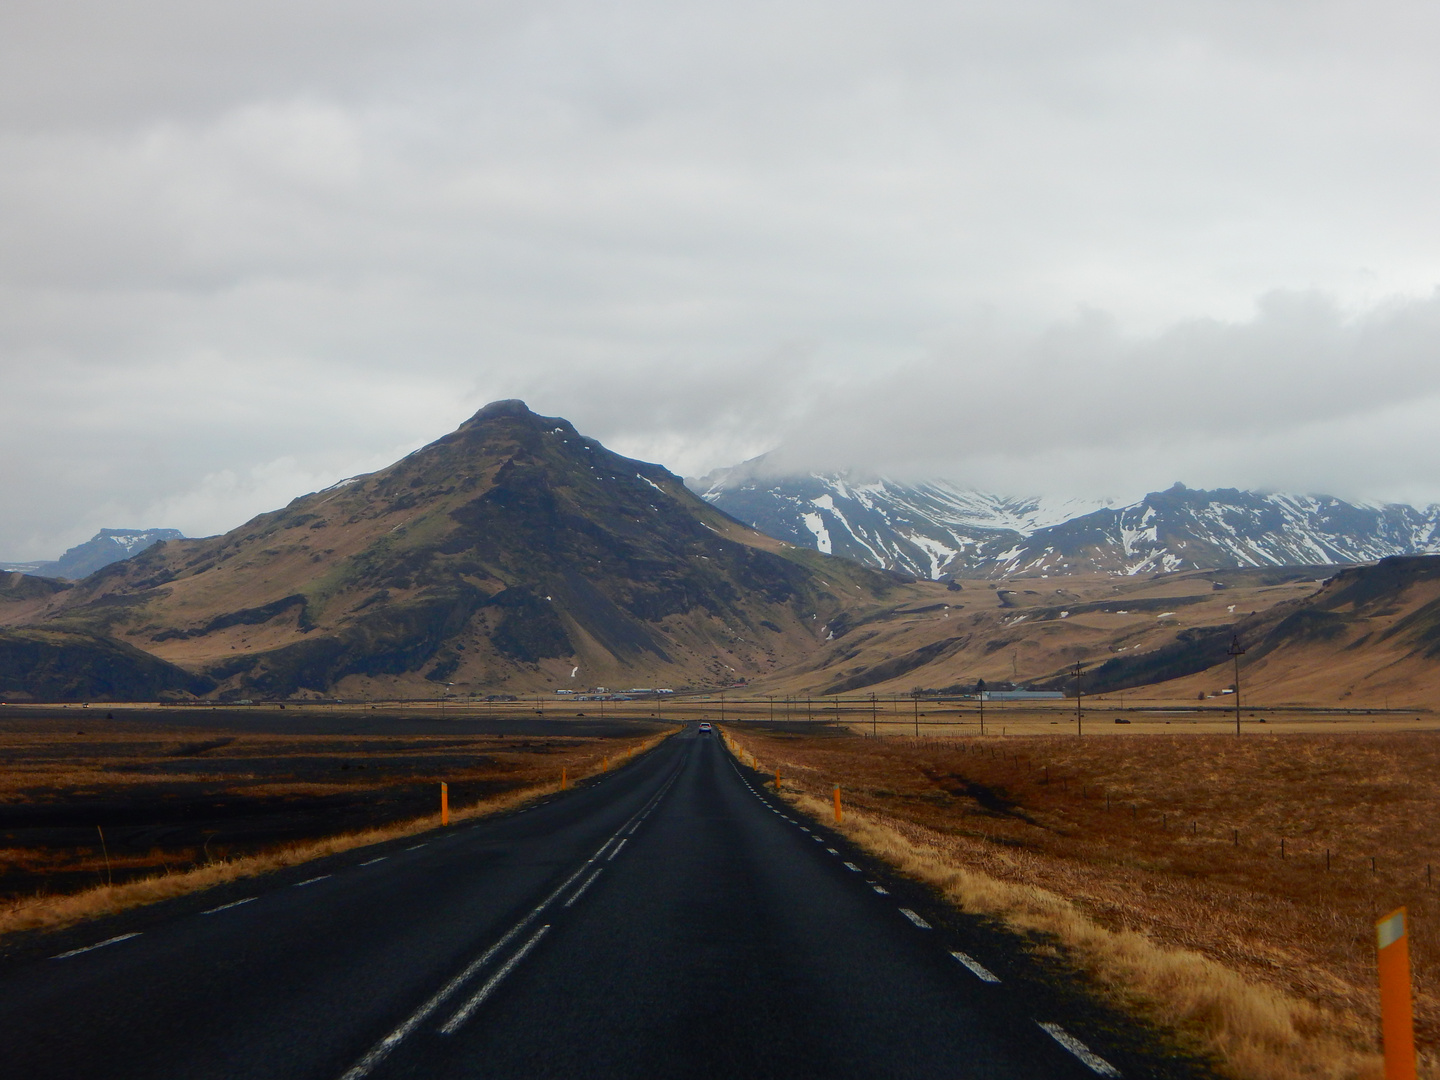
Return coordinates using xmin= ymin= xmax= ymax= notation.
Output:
xmin=833 ymin=786 xmax=842 ymax=824
xmin=440 ymin=782 xmax=449 ymax=826
xmin=1376 ymin=907 xmax=1417 ymax=1080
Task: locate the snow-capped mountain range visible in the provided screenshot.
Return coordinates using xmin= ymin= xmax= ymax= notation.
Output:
xmin=692 ymin=462 xmax=1440 ymax=578
xmin=1 ymin=528 xmax=184 ymax=580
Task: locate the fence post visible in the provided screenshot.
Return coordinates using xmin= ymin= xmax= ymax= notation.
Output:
xmin=1376 ymin=908 xmax=1417 ymax=1080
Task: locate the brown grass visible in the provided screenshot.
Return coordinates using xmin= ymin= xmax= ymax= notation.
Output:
xmin=722 ymin=727 xmax=1440 ymax=1080
xmin=0 ymin=728 xmax=674 ymax=940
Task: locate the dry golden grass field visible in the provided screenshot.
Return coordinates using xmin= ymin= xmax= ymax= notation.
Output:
xmin=0 ymin=708 xmax=672 ymax=937
xmin=723 ymin=722 xmax=1440 ymax=1080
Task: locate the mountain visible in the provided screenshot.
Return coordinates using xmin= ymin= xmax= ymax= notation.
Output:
xmin=0 ymin=401 xmax=903 ymax=700
xmin=993 ymin=485 xmax=1440 ymax=577
xmin=1069 ymin=555 xmax=1440 ymax=707
xmin=696 ymin=466 xmax=1440 ymax=578
xmin=690 ymin=461 xmax=1105 ymax=580
xmin=1 ymin=528 xmax=186 ymax=580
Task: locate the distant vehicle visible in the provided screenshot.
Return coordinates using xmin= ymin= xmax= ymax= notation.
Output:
xmin=698 ymin=722 xmax=712 ymax=732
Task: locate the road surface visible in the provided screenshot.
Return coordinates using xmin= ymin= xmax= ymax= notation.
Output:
xmin=0 ymin=726 xmax=1193 ymax=1078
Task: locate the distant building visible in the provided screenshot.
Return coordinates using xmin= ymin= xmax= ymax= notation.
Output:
xmin=980 ymin=690 xmax=1065 ymax=701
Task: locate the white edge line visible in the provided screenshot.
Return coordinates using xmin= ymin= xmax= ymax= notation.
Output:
xmin=899 ymin=908 xmax=932 ymax=929
xmin=951 ymin=950 xmax=1001 ymax=983
xmin=201 ymin=897 xmax=256 ymax=915
xmin=606 ymin=838 xmax=628 ymax=861
xmin=1037 ymin=1022 xmax=1122 ymax=1077
xmin=440 ymin=925 xmax=551 ymax=1034
xmin=51 ymin=932 xmax=142 ymax=959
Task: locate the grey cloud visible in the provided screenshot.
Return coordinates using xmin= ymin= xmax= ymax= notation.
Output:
xmin=4 ymin=1 xmax=1440 ymax=557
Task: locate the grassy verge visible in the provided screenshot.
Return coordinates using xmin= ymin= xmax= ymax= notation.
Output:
xmin=722 ymin=727 xmax=1399 ymax=1080
xmin=0 ymin=728 xmax=675 ymax=941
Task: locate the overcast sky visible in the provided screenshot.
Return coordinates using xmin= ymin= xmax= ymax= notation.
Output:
xmin=5 ymin=0 xmax=1440 ymax=558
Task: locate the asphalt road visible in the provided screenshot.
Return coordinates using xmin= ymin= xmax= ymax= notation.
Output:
xmin=0 ymin=726 xmax=1185 ymax=1079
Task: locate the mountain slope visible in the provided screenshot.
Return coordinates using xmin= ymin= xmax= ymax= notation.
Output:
xmin=5 ymin=401 xmax=904 ymax=699
xmin=697 ymin=466 xmax=1440 ymax=578
xmin=1072 ymin=555 xmax=1440 ymax=706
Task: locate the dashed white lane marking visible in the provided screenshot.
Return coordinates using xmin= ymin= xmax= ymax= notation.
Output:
xmin=339 ymin=917 xmax=537 ymax=1079
xmin=826 ymin=848 xmax=839 ymax=855
xmin=899 ymin=908 xmax=932 ymax=929
xmin=294 ymin=875 xmax=332 ymax=887
xmin=812 ymin=836 xmax=824 ymax=843
xmin=51 ymin=932 xmax=141 ymax=959
xmin=360 ymin=857 xmax=388 ymax=866
xmin=871 ymin=884 xmax=889 ymax=895
xmin=951 ymin=951 xmax=1001 ymax=983
xmin=606 ymin=838 xmax=628 ymax=861
xmin=844 ymin=862 xmax=862 ymax=872
xmin=202 ymin=897 xmax=256 ymax=915
xmin=440 ymin=925 xmax=552 ymax=1034
xmin=339 ymin=760 xmax=684 ymax=1080
xmin=406 ymin=844 xmax=428 ymax=851
xmin=799 ymin=827 xmax=810 ymax=832
xmin=563 ymin=868 xmax=603 ymax=908
xmin=1037 ymin=1022 xmax=1122 ymax=1076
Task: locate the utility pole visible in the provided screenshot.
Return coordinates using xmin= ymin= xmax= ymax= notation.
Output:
xmin=1227 ymin=635 xmax=1246 ymax=735
xmin=871 ymin=692 xmax=877 ymax=737
xmin=913 ymin=693 xmax=919 ymax=737
xmin=977 ymin=679 xmax=986 ymax=736
xmin=1073 ymin=662 xmax=1083 ymax=737
xmin=720 ymin=689 xmax=725 ymax=724
xmin=769 ymin=695 xmax=774 ymax=723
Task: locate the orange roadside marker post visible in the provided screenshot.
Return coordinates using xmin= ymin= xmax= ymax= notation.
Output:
xmin=561 ymin=767 xmax=568 ymax=791
xmin=775 ymin=767 xmax=781 ymax=791
xmin=833 ymin=786 xmax=842 ymax=824
xmin=440 ymin=782 xmax=449 ymax=826
xmin=1377 ymin=907 xmax=1417 ymax=1080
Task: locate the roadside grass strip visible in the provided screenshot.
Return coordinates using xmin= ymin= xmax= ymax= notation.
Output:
xmin=726 ymin=731 xmax=1133 ymax=1078
xmin=51 ymin=932 xmax=142 ymax=959
xmin=951 ymin=951 xmax=1001 ymax=983
xmin=1037 ymin=1022 xmax=1122 ymax=1077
